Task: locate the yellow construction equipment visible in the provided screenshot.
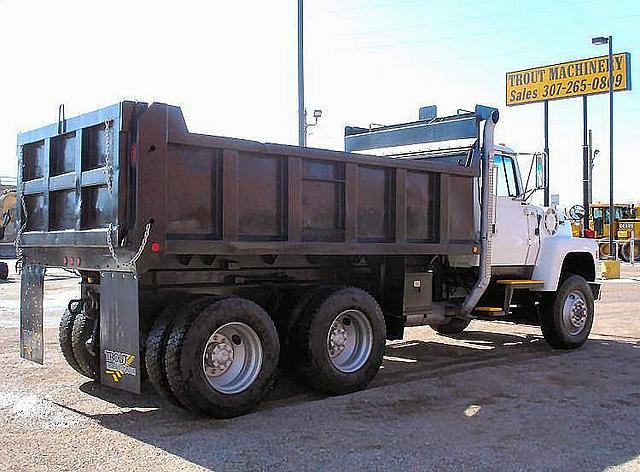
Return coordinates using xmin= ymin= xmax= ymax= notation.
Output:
xmin=0 ymin=188 xmax=16 ymax=242
xmin=601 ymin=260 xmax=621 ymax=279
xmin=568 ymin=203 xmax=640 ymax=262
xmin=0 ymin=186 xmax=16 ymax=280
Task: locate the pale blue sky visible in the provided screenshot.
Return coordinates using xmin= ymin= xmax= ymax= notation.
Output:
xmin=0 ymin=0 xmax=637 ymax=205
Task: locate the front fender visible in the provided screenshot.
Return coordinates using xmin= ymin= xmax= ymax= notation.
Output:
xmin=531 ymin=235 xmax=598 ymax=291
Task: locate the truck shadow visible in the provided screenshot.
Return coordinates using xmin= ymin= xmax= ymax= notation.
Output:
xmin=62 ymin=328 xmax=640 ymax=471
xmin=77 ymin=329 xmax=547 ymax=412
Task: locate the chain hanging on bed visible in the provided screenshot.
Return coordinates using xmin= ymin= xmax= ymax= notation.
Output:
xmin=104 ymin=119 xmax=114 ymax=193
xmin=15 ymin=145 xmax=28 ymax=273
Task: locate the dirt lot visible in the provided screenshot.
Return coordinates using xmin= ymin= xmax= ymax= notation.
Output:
xmin=0 ymin=263 xmax=639 ymax=471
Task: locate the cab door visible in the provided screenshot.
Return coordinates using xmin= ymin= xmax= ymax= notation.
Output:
xmin=492 ymin=154 xmax=539 ymax=267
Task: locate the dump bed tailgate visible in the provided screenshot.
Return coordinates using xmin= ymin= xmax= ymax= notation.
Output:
xmin=16 ymin=102 xmax=146 ymax=261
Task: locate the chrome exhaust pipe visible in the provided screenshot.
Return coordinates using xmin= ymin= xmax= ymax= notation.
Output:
xmin=460 ymin=109 xmax=499 ymax=316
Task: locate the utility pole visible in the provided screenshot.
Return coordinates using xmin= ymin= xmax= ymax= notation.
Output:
xmin=297 ymin=0 xmax=305 ymax=147
xmin=588 ymin=129 xmax=594 ymax=205
xmin=608 ymin=36 xmax=614 ymax=259
xmin=582 ymin=96 xmax=589 ymax=232
xmin=543 ymin=101 xmax=550 ymax=206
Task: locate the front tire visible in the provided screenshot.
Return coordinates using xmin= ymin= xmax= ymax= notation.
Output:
xmin=289 ymin=287 xmax=386 ymax=396
xmin=540 ymin=275 xmax=594 ymax=349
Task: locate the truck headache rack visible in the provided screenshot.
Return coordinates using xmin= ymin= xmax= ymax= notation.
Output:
xmin=344 ymin=105 xmax=497 ymax=156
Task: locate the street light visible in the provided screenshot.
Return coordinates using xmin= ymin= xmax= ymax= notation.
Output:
xmin=592 ymin=34 xmax=614 ymax=259
xmin=303 ymin=109 xmax=323 ymax=144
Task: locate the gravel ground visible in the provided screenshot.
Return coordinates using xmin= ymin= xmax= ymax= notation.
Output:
xmin=0 ymin=263 xmax=639 ymax=471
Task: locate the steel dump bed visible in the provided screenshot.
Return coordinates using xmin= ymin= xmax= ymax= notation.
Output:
xmin=17 ymin=102 xmax=480 ymax=272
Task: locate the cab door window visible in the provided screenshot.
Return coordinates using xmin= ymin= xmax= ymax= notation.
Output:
xmin=494 ymin=155 xmax=520 ymax=197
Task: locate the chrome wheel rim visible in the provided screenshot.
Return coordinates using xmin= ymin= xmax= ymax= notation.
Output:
xmin=562 ymin=290 xmax=589 ymax=336
xmin=202 ymin=322 xmax=263 ymax=394
xmin=326 ymin=309 xmax=373 ymax=373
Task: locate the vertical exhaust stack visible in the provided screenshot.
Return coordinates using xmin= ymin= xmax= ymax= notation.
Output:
xmin=460 ymin=107 xmax=499 ymax=316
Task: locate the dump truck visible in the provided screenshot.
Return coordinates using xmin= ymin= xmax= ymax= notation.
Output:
xmin=17 ymin=102 xmax=599 ymax=418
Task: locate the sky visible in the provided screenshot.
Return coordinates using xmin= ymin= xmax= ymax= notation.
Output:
xmin=0 ymin=0 xmax=638 ymax=207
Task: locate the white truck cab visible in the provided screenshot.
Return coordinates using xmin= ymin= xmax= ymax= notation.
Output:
xmin=492 ymin=144 xmax=599 ymax=293
xmin=348 ymin=109 xmax=600 ymax=351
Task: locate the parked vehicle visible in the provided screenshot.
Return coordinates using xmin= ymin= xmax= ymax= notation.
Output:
xmin=0 ymin=186 xmax=16 ymax=279
xmin=18 ymin=102 xmax=599 ymax=417
xmin=568 ymin=202 xmax=640 ymax=261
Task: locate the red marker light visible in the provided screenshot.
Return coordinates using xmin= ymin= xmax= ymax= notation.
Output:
xmin=69 ymin=257 xmax=74 ymax=266
xmin=151 ymin=242 xmax=161 ymax=253
xmin=76 ymin=257 xmax=81 ymax=267
xmin=62 ymin=256 xmax=68 ymax=266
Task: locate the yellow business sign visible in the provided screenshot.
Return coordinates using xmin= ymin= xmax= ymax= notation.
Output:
xmin=506 ymin=53 xmax=632 ymax=106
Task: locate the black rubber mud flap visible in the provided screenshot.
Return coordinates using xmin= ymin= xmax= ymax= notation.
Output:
xmin=100 ymin=272 xmax=141 ymax=394
xmin=20 ymin=264 xmax=45 ymax=364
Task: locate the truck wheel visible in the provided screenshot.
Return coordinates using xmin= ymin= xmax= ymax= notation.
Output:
xmin=165 ymin=297 xmax=279 ymax=418
xmin=621 ymin=241 xmax=640 ymax=262
xmin=145 ymin=301 xmax=187 ymax=405
xmin=289 ymin=287 xmax=386 ymax=395
xmin=163 ymin=297 xmax=223 ymax=410
xmin=58 ymin=301 xmax=85 ymax=375
xmin=430 ymin=317 xmax=471 ymax=335
xmin=540 ymin=275 xmax=594 ymax=349
xmin=279 ymin=285 xmax=328 ymax=370
xmin=0 ymin=262 xmax=8 ymax=280
xmin=71 ymin=311 xmax=100 ymax=379
xmin=598 ymin=242 xmax=613 ymax=259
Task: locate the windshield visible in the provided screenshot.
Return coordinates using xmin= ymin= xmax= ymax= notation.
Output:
xmin=494 ymin=155 xmax=520 ymax=197
xmin=593 ymin=206 xmax=632 ymax=224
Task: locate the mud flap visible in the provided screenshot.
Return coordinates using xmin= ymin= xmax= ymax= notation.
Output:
xmin=100 ymin=272 xmax=141 ymax=394
xmin=20 ymin=264 xmax=45 ymax=364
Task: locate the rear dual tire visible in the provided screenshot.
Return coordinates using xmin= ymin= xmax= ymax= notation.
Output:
xmin=59 ymin=301 xmax=100 ymax=380
xmin=144 ymin=301 xmax=187 ymax=406
xmin=430 ymin=317 xmax=471 ymax=335
xmin=288 ymin=287 xmax=386 ymax=395
xmin=145 ymin=287 xmax=385 ymax=417
xmin=146 ymin=297 xmax=280 ymax=418
xmin=58 ymin=303 xmax=85 ymax=376
xmin=71 ymin=311 xmax=100 ymax=379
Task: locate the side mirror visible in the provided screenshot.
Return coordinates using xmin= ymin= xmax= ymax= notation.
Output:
xmin=535 ymin=153 xmax=546 ymax=190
